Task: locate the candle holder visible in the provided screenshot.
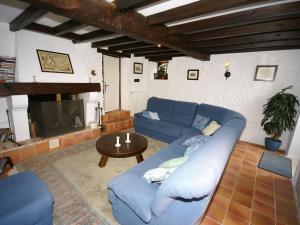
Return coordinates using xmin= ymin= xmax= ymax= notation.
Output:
xmin=125 ymin=132 xmax=131 ymax=143
xmin=115 ymin=136 xmax=121 ymax=147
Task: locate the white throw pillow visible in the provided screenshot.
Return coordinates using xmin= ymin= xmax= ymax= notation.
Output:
xmin=149 ymin=112 xmax=160 ymax=120
xmin=143 ymin=167 xmax=176 ymax=183
xmin=202 ymin=121 xmax=221 ymax=136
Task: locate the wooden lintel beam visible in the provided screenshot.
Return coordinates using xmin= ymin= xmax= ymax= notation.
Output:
xmin=92 ymin=37 xmax=139 ymax=48
xmin=194 ymin=30 xmax=300 ymax=47
xmin=19 ymin=0 xmax=210 ymax=61
xmin=134 ymin=50 xmax=177 ymax=57
xmin=73 ymin=30 xmax=116 ymax=44
xmin=109 ymin=42 xmax=154 ymax=51
xmin=54 ymin=20 xmax=86 ymax=35
xmin=210 ymin=45 xmax=300 ymax=54
xmin=97 ymin=48 xmax=130 ymax=58
xmin=201 ymin=39 xmax=300 ymax=53
xmin=169 ymin=1 xmax=300 ymax=34
xmin=147 ymin=0 xmax=280 ymax=25
xmin=183 ymin=18 xmax=300 ymax=42
xmin=124 ymin=46 xmax=169 ymax=54
xmin=114 ymin=0 xmax=162 ymax=11
xmin=25 ymin=23 xmax=81 ymax=41
xmin=10 ymin=5 xmax=48 ymax=31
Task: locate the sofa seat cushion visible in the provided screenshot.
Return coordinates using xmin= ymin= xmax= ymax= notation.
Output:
xmin=180 ymin=127 xmax=200 ymax=137
xmin=0 ymin=171 xmax=53 ymax=225
xmin=135 ymin=116 xmax=184 ymax=138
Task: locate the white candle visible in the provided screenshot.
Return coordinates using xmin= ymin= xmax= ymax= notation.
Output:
xmin=125 ymin=133 xmax=131 ymax=143
xmin=115 ymin=136 xmax=121 ymax=147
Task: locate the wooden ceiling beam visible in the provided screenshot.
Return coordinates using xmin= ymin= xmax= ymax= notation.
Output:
xmin=97 ymin=48 xmax=130 ymax=58
xmin=211 ymin=45 xmax=300 ymax=54
xmin=20 ymin=0 xmax=210 ymax=61
xmin=201 ymin=39 xmax=300 ymax=53
xmin=169 ymin=1 xmax=300 ymax=34
xmin=109 ymin=42 xmax=154 ymax=51
xmin=92 ymin=37 xmax=139 ymax=48
xmin=194 ymin=30 xmax=300 ymax=47
xmin=25 ymin=23 xmax=82 ymax=41
xmin=73 ymin=30 xmax=115 ymax=44
xmin=183 ymin=18 xmax=300 ymax=42
xmin=124 ymin=46 xmax=169 ymax=54
xmin=114 ymin=0 xmax=162 ymax=11
xmin=10 ymin=5 xmax=48 ymax=31
xmin=147 ymin=0 xmax=280 ymax=25
xmin=134 ymin=50 xmax=178 ymax=57
xmin=54 ymin=20 xmax=86 ymax=35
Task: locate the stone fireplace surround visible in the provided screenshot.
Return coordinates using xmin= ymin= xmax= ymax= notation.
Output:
xmin=1 ymin=82 xmax=101 ymax=142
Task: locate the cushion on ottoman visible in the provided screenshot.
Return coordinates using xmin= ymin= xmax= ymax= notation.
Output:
xmin=0 ymin=171 xmax=53 ymax=225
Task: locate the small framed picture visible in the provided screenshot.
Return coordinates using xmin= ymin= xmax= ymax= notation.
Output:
xmin=133 ymin=62 xmax=143 ymax=74
xmin=154 ymin=61 xmax=168 ymax=80
xmin=187 ymin=69 xmax=199 ymax=80
xmin=254 ymin=65 xmax=278 ymax=81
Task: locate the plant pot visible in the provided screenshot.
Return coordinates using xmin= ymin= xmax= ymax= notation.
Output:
xmin=265 ymin=137 xmax=282 ymax=151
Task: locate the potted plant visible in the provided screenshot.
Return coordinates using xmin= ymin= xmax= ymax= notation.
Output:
xmin=261 ymin=86 xmax=299 ymax=151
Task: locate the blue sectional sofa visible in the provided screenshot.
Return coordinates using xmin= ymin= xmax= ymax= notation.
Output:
xmin=108 ymin=97 xmax=246 ymax=225
xmin=0 ymin=171 xmax=53 ymax=225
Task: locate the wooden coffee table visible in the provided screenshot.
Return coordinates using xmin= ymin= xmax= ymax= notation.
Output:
xmin=96 ymin=132 xmax=148 ymax=168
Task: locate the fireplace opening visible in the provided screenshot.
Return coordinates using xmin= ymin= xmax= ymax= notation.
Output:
xmin=28 ymin=94 xmax=85 ymax=138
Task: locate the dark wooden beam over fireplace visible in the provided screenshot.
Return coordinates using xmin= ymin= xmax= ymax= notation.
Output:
xmin=0 ymin=83 xmax=100 ymax=96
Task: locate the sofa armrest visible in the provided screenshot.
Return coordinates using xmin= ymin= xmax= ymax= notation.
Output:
xmin=108 ymin=174 xmax=158 ymax=223
xmin=151 ymin=159 xmax=217 ymax=217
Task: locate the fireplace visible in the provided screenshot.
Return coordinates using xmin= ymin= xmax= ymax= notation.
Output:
xmin=28 ymin=94 xmax=85 ymax=138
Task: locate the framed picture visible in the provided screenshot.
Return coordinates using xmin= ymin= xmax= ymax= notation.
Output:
xmin=133 ymin=62 xmax=143 ymax=74
xmin=154 ymin=61 xmax=168 ymax=80
xmin=254 ymin=65 xmax=278 ymax=81
xmin=36 ymin=49 xmax=74 ymax=74
xmin=187 ymin=69 xmax=199 ymax=80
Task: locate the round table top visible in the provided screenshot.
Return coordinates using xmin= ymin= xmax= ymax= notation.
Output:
xmin=96 ymin=132 xmax=148 ymax=158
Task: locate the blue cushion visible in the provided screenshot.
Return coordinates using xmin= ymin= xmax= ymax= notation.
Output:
xmin=168 ymin=101 xmax=198 ymax=126
xmin=0 ymin=171 xmax=53 ymax=225
xmin=192 ymin=114 xmax=210 ymax=131
xmin=142 ymin=111 xmax=152 ymax=119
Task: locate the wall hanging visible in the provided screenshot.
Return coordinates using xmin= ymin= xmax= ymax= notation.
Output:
xmin=37 ymin=49 xmax=74 ymax=74
xmin=154 ymin=61 xmax=168 ymax=80
xmin=254 ymin=65 xmax=278 ymax=81
xmin=133 ymin=62 xmax=143 ymax=74
xmin=187 ymin=69 xmax=199 ymax=80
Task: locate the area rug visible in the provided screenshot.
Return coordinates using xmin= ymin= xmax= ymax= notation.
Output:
xmin=258 ymin=151 xmax=292 ymax=178
xmin=17 ymin=136 xmax=167 ymax=225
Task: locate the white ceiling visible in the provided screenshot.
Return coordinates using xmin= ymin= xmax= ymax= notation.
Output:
xmin=0 ymin=0 xmax=298 ymax=33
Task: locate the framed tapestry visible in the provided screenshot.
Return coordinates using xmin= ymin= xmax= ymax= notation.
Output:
xmin=37 ymin=49 xmax=74 ymax=74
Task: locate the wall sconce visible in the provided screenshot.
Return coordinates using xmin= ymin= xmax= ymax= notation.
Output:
xmin=224 ymin=62 xmax=231 ymax=80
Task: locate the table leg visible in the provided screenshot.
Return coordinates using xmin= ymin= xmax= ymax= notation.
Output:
xmin=136 ymin=154 xmax=144 ymax=163
xmin=99 ymin=155 xmax=108 ymax=168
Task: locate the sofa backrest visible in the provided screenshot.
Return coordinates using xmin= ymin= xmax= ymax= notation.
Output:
xmin=147 ymin=97 xmax=198 ymax=127
xmin=196 ymin=103 xmax=245 ymax=125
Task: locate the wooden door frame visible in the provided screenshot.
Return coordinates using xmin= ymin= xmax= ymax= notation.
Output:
xmin=102 ymin=54 xmax=121 ymax=111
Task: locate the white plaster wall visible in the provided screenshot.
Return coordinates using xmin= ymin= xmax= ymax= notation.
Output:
xmin=0 ymin=22 xmax=15 ymax=128
xmin=143 ymin=50 xmax=300 ymax=150
xmin=288 ymin=115 xmax=300 ymax=159
xmin=121 ymin=56 xmax=151 ymax=115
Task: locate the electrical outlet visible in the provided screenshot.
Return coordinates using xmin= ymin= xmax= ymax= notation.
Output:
xmin=49 ymin=139 xmax=60 ymax=149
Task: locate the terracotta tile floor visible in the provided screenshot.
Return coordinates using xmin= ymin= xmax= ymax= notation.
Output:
xmin=200 ymin=141 xmax=300 ymax=225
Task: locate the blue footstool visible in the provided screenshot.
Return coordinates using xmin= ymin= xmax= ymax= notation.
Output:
xmin=0 ymin=171 xmax=54 ymax=225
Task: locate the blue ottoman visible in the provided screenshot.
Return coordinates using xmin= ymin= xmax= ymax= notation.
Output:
xmin=0 ymin=171 xmax=53 ymax=225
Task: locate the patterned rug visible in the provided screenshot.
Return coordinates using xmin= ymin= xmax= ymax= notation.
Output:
xmin=17 ymin=137 xmax=167 ymax=225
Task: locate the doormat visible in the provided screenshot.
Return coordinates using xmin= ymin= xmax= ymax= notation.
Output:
xmin=258 ymin=151 xmax=292 ymax=178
